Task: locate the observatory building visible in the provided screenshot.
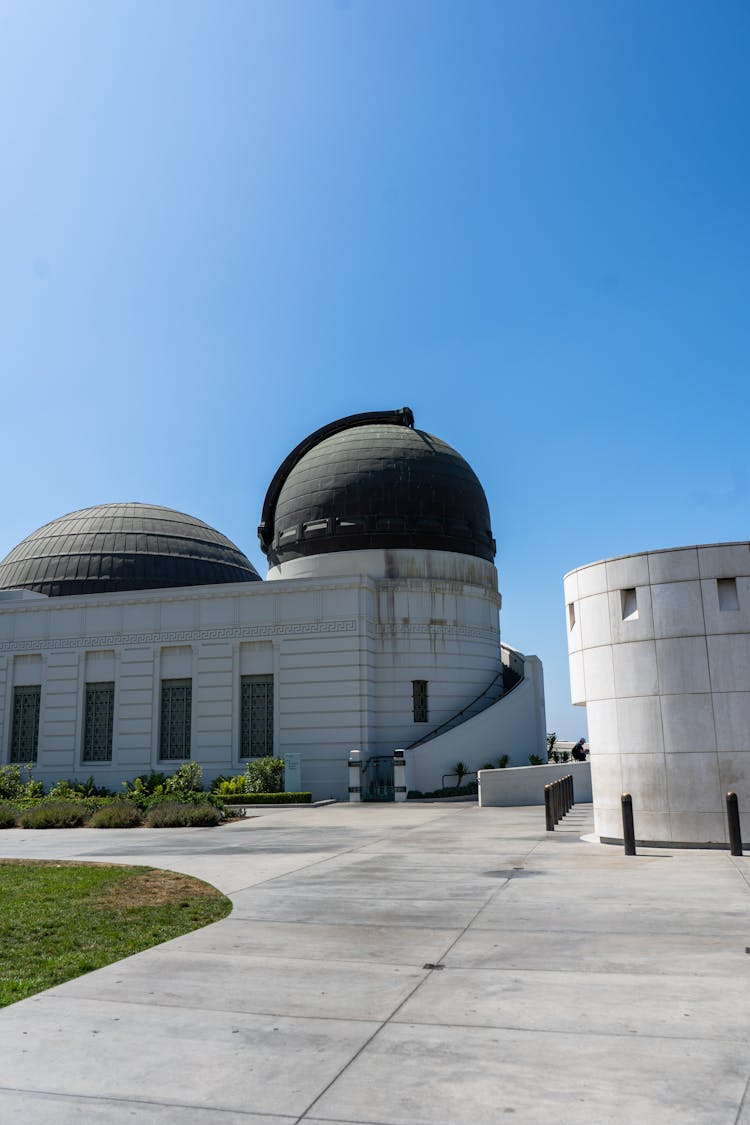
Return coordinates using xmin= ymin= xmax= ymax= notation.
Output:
xmin=0 ymin=409 xmax=545 ymax=800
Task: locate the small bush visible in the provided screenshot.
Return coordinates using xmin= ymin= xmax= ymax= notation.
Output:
xmin=529 ymin=754 xmax=544 ymax=766
xmin=122 ymin=771 xmax=169 ymax=807
xmin=88 ymin=801 xmax=142 ymax=828
xmin=0 ymin=803 xmax=18 ymax=828
xmin=498 ymin=754 xmax=509 ymax=769
xmin=243 ymin=756 xmax=285 ymax=794
xmin=47 ymin=779 xmax=81 ymax=801
xmin=18 ymin=801 xmax=89 ymax=829
xmin=49 ymin=774 xmax=113 ymax=801
xmin=0 ymin=763 xmax=44 ymax=800
xmin=164 ymin=762 xmax=203 ymax=795
xmin=145 ymin=801 xmax=222 ymax=828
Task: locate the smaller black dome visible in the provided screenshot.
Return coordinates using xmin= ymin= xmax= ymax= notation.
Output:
xmin=0 ymin=503 xmax=260 ymax=598
xmin=259 ymin=409 xmax=495 ymax=565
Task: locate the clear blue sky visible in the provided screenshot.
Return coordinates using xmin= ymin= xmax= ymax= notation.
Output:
xmin=2 ymin=1 xmax=749 ymax=739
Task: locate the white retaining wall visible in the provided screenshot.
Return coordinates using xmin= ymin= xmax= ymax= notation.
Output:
xmin=478 ymin=761 xmax=591 ymax=807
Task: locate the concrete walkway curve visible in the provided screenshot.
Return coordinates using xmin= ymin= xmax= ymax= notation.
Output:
xmin=0 ymin=802 xmax=748 ymax=1124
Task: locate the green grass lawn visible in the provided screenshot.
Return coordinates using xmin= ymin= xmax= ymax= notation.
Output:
xmin=0 ymin=860 xmax=232 ymax=1007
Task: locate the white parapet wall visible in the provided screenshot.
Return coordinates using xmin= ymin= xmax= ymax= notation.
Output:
xmin=566 ymin=542 xmax=750 ymax=846
xmin=478 ymin=761 xmax=592 ymax=807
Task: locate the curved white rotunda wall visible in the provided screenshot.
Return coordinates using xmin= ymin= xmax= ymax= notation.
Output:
xmin=566 ymin=542 xmax=750 ymax=846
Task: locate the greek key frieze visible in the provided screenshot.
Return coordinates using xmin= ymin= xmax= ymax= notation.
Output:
xmin=0 ymin=619 xmax=358 ymax=653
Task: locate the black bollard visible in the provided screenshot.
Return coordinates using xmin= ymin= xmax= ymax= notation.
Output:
xmin=569 ymin=773 xmax=575 ymax=809
xmin=727 ymin=792 xmax=743 ymax=857
xmin=544 ymin=784 xmax=554 ymax=831
xmin=621 ymin=793 xmax=636 ymax=855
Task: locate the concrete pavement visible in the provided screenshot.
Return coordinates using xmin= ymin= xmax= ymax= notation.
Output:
xmin=0 ymin=801 xmax=748 ymax=1124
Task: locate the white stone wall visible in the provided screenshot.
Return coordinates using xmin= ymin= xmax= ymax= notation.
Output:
xmin=566 ymin=543 xmax=750 ymax=845
xmin=478 ymin=761 xmax=591 ymax=807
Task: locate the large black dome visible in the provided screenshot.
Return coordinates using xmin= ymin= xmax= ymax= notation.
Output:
xmin=258 ymin=409 xmax=495 ymax=566
xmin=0 ymin=503 xmax=260 ymax=598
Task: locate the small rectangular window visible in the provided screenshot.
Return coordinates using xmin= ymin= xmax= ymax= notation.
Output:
xmin=568 ymin=602 xmax=576 ymax=630
xmin=160 ymin=678 xmax=192 ymax=760
xmin=412 ymin=680 xmax=428 ymax=723
xmin=10 ymin=685 xmax=41 ymax=763
xmin=83 ymin=682 xmax=114 ymax=763
xmin=717 ymin=577 xmax=739 ymax=611
xmin=621 ymin=588 xmax=638 ymax=621
xmin=240 ymin=675 xmax=274 ymax=758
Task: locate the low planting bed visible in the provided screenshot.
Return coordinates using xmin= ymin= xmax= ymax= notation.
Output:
xmin=0 ymin=760 xmax=315 ymax=826
xmin=407 ymin=781 xmax=479 ymax=800
xmin=0 ymin=797 xmax=227 ymax=829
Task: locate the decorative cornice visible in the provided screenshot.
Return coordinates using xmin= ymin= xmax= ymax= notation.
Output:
xmin=0 ymin=619 xmax=358 ymax=654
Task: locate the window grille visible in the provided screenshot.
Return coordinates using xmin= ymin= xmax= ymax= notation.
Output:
xmin=160 ymin=678 xmax=192 ymax=760
xmin=83 ymin=682 xmax=114 ymax=762
xmin=10 ymin=685 xmax=41 ymax=762
xmin=240 ymin=675 xmax=274 ymax=758
xmin=412 ymin=680 xmax=428 ymax=723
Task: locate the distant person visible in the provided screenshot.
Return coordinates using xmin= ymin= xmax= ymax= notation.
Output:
xmin=571 ymin=738 xmax=587 ymax=761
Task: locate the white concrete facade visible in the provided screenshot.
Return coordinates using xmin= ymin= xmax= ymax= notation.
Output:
xmin=566 ymin=542 xmax=750 ymax=845
xmin=0 ymin=547 xmax=544 ymax=800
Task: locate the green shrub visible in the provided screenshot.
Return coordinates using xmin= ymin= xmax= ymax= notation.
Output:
xmin=18 ymin=801 xmax=89 ymax=829
xmin=0 ymin=803 xmax=17 ymax=828
xmin=48 ymin=777 xmax=114 ymax=801
xmin=529 ymin=754 xmax=544 ymax=766
xmin=88 ymin=801 xmax=142 ymax=828
xmin=0 ymin=763 xmax=44 ymax=800
xmin=145 ymin=801 xmax=221 ymax=828
xmin=214 ymin=775 xmax=249 ymax=797
xmin=47 ymin=779 xmax=80 ymax=801
xmin=214 ymin=758 xmax=285 ymax=797
xmin=497 ymin=754 xmax=509 ymax=769
xmin=164 ymin=762 xmax=203 ymax=795
xmin=123 ymin=765 xmax=207 ymax=809
xmin=243 ymin=756 xmax=285 ymax=794
xmin=122 ymin=771 xmax=169 ymax=809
